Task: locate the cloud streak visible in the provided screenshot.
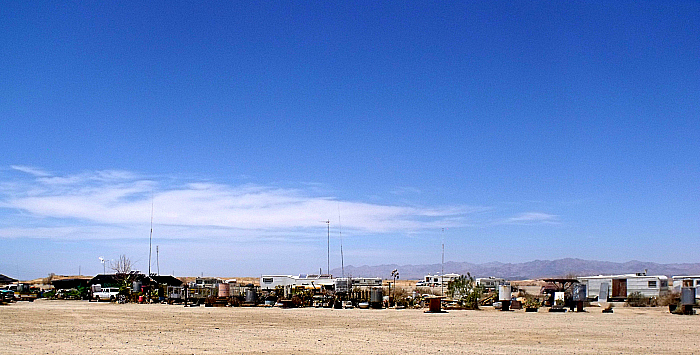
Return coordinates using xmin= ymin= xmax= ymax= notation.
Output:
xmin=0 ymin=168 xmax=488 ymax=240
xmin=505 ymin=212 xmax=559 ymax=224
xmin=10 ymin=165 xmax=51 ymax=177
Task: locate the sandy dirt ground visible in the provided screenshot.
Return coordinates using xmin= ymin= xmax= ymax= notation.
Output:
xmin=1 ymin=300 xmax=698 ymax=354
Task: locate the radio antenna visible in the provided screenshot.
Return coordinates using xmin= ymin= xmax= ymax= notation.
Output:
xmin=320 ymin=220 xmax=330 ymax=275
xmin=148 ymin=193 xmax=154 ymax=276
xmin=338 ymin=203 xmax=344 ymax=278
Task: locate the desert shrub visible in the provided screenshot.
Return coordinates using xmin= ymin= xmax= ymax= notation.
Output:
xmin=393 ymin=287 xmax=409 ymax=306
xmin=658 ymin=292 xmax=680 ymax=307
xmin=626 ymin=291 xmax=654 ymax=307
xmin=524 ymin=293 xmax=541 ymax=308
xmin=414 ymin=286 xmax=433 ymax=296
xmin=447 ymin=273 xmax=483 ymax=310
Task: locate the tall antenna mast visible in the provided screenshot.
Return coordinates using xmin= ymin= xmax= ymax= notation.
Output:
xmin=441 ymin=227 xmax=445 ymax=296
xmin=156 ymin=245 xmax=160 ymax=276
xmin=148 ymin=194 xmax=154 ymax=276
xmin=338 ymin=204 xmax=344 ymax=278
xmin=321 ymin=220 xmax=330 ymax=275
xmin=326 ymin=220 xmax=330 ymax=275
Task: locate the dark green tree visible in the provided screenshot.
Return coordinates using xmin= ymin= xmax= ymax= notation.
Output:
xmin=447 ymin=273 xmax=483 ymax=310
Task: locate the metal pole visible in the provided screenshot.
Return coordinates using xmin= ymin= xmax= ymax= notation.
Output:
xmin=149 ymin=198 xmax=153 ymax=276
xmin=441 ymin=228 xmax=444 ymax=297
xmin=327 ymin=220 xmax=330 ymax=275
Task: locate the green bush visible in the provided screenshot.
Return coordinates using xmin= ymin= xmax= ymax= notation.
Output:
xmin=447 ymin=273 xmax=483 ymax=310
xmin=626 ymin=291 xmax=654 ymax=307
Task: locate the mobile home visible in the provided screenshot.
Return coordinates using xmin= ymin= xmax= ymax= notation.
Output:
xmin=578 ymin=273 xmax=669 ymax=301
xmin=260 ymin=274 xmax=335 ymax=291
xmin=420 ymin=273 xmax=461 ymax=287
xmin=476 ymin=277 xmax=506 ymax=291
xmin=671 ymin=275 xmax=700 ymax=298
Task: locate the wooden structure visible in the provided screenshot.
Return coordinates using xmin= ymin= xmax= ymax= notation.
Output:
xmin=424 ymin=296 xmax=447 ymax=313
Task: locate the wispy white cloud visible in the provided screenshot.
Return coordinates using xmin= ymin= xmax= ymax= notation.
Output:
xmin=504 ymin=212 xmax=559 ymax=224
xmin=0 ymin=168 xmax=487 ymax=240
xmin=10 ymin=165 xmax=51 ymax=177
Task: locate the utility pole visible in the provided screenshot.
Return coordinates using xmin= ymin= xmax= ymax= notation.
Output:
xmin=148 ymin=197 xmax=154 ymax=276
xmin=324 ymin=220 xmax=330 ymax=275
xmin=441 ymin=228 xmax=445 ymax=297
xmin=338 ymin=204 xmax=344 ymax=278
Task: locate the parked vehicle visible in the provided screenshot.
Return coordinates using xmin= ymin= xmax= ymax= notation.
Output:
xmin=91 ymin=284 xmax=120 ymax=301
xmin=0 ymin=289 xmax=15 ymax=303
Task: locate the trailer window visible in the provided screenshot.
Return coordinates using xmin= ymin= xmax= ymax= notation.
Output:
xmin=648 ymin=281 xmax=657 ymax=288
xmin=262 ymin=278 xmax=273 ymax=284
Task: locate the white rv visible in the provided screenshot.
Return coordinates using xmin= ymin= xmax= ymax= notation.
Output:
xmin=476 ymin=277 xmax=506 ymax=290
xmin=420 ymin=273 xmax=461 ymax=287
xmin=260 ymin=274 xmax=335 ymax=291
xmin=578 ymin=272 xmax=669 ymax=300
xmin=671 ymin=275 xmax=700 ymax=298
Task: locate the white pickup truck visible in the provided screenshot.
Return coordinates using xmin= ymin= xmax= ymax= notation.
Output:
xmin=91 ymin=285 xmax=120 ymax=301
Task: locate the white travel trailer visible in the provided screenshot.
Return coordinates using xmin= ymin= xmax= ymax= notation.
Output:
xmin=671 ymin=275 xmax=700 ymax=297
xmin=420 ymin=273 xmax=461 ymax=287
xmin=259 ymin=274 xmax=335 ymax=291
xmin=578 ymin=272 xmax=669 ymax=300
xmin=350 ymin=277 xmax=383 ymax=287
xmin=476 ymin=277 xmax=506 ymax=291
xmin=260 ymin=275 xmax=296 ymax=290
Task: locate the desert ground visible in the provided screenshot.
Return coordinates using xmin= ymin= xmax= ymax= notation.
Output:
xmin=1 ymin=300 xmax=698 ymax=354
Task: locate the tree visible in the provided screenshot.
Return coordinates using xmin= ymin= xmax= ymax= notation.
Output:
xmin=110 ymin=255 xmax=134 ymax=274
xmin=447 ymin=273 xmax=483 ymax=310
xmin=110 ymin=255 xmax=137 ymax=294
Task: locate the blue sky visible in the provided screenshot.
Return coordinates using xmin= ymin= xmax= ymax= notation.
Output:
xmin=1 ymin=2 xmax=698 ymax=279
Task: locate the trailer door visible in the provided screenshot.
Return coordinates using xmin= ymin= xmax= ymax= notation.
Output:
xmin=612 ymin=279 xmax=627 ymax=298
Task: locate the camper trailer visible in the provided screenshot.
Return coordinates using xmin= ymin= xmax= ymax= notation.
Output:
xmin=476 ymin=277 xmax=506 ymax=291
xmin=260 ymin=275 xmax=296 ymax=290
xmin=578 ymin=272 xmax=669 ymax=301
xmin=671 ymin=275 xmax=700 ymax=298
xmin=260 ymin=274 xmax=335 ymax=291
xmin=420 ymin=273 xmax=461 ymax=287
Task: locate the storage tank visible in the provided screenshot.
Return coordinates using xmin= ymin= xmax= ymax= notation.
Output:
xmin=370 ymin=288 xmax=383 ymax=309
xmin=245 ymin=288 xmax=257 ymax=304
xmin=218 ymin=283 xmax=230 ymax=297
xmin=681 ymin=287 xmax=696 ymax=306
xmin=498 ymin=285 xmax=511 ymax=301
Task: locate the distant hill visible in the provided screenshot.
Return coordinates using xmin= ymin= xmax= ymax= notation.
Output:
xmin=330 ymin=258 xmax=700 ymax=280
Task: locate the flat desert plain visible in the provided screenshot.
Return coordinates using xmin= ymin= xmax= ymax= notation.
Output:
xmin=1 ymin=300 xmax=698 ymax=354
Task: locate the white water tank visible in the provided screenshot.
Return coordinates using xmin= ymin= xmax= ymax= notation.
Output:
xmin=498 ymin=285 xmax=511 ymax=301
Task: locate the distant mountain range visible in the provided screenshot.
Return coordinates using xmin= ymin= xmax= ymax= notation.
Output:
xmin=330 ymin=258 xmax=700 ymax=280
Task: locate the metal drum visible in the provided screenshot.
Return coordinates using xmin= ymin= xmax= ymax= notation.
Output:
xmin=681 ymin=287 xmax=696 ymax=306
xmin=218 ymin=283 xmax=230 ymax=297
xmin=370 ymin=288 xmax=383 ymax=309
xmin=245 ymin=288 xmax=257 ymax=304
xmin=498 ymin=285 xmax=511 ymax=301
